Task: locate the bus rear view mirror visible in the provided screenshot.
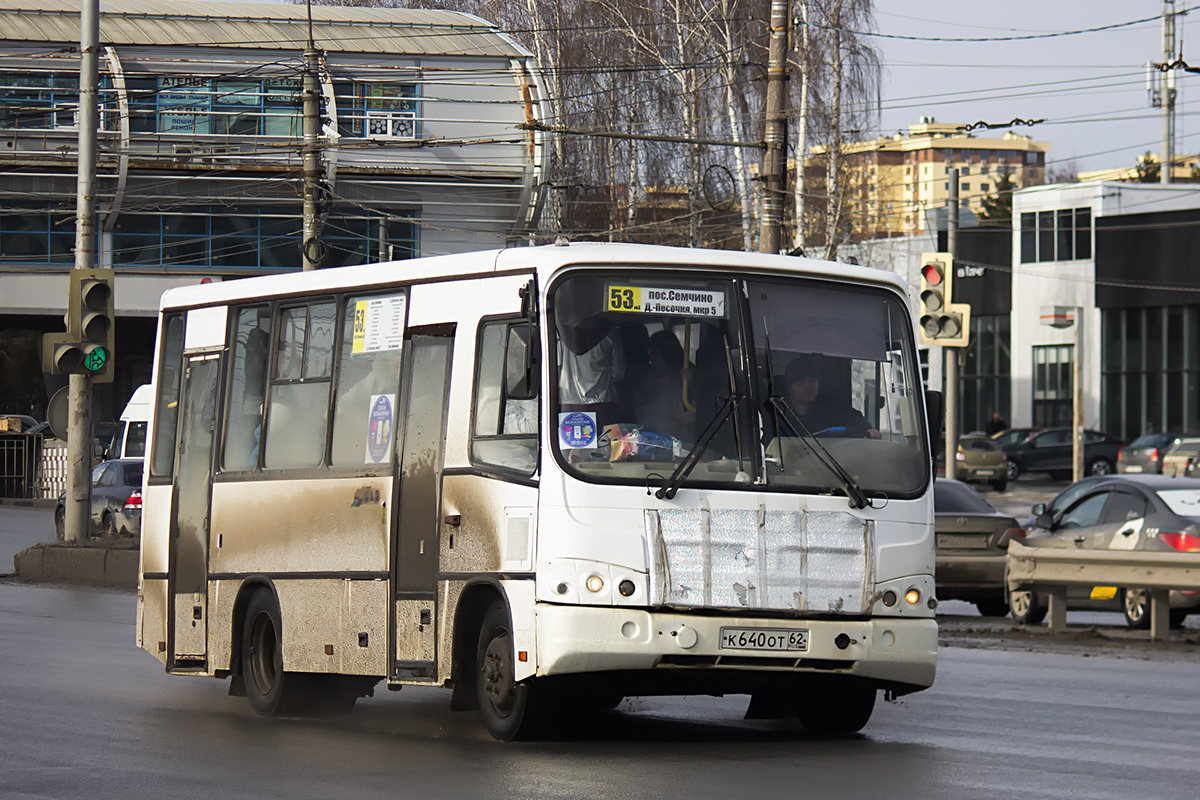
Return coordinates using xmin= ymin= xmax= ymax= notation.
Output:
xmin=924 ymin=389 xmax=943 ymax=472
xmin=505 ymin=322 xmax=539 ymax=401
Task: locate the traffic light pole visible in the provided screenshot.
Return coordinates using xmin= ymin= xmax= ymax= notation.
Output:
xmin=66 ymin=0 xmax=100 ymax=543
xmin=944 ymin=168 xmax=959 ymax=481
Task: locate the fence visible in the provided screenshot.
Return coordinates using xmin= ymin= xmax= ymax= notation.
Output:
xmin=1007 ymin=539 xmax=1200 ymax=642
xmin=0 ymin=434 xmax=67 ymax=500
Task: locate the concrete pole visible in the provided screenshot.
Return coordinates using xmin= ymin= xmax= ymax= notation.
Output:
xmin=66 ymin=0 xmax=100 ymax=543
xmin=301 ymin=45 xmax=323 ymax=271
xmin=1161 ymin=0 xmax=1176 ymax=185
xmin=1073 ymin=309 xmax=1084 ymax=481
xmin=944 ymin=168 xmax=959 ymax=481
xmin=759 ymin=0 xmax=790 ymax=254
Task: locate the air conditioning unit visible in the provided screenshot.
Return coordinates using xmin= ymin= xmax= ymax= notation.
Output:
xmin=365 ymin=109 xmax=416 ymax=140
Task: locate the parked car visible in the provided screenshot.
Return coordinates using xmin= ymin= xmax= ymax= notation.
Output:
xmin=1009 ymin=475 xmax=1200 ymax=629
xmin=54 ymin=458 xmax=144 ymax=539
xmin=933 ymin=479 xmax=1025 ymax=617
xmin=1118 ymin=432 xmax=1190 ymax=475
xmin=1001 ymin=427 xmax=1122 ymax=481
xmin=0 ymin=413 xmax=38 ymax=432
xmin=952 ymin=434 xmax=1008 ymax=491
xmin=990 ymin=427 xmax=1043 ymax=449
xmin=1161 ymin=437 xmax=1200 ymax=478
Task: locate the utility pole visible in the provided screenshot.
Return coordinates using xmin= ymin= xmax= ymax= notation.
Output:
xmin=1161 ymin=0 xmax=1177 ymax=185
xmin=792 ymin=0 xmax=809 ymax=254
xmin=759 ymin=0 xmax=790 ymax=254
xmin=301 ymin=4 xmax=324 ymax=271
xmin=1072 ymin=308 xmax=1084 ymax=481
xmin=944 ymin=168 xmax=959 ymax=481
xmin=65 ymin=0 xmax=100 ymax=543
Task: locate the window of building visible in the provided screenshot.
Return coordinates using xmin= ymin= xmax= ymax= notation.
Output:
xmin=110 ymin=206 xmax=416 ymax=271
xmin=1103 ymin=306 xmax=1200 ymax=441
xmin=962 ymin=182 xmax=970 ymax=192
xmin=962 ymin=167 xmax=970 ymax=176
xmin=263 ymin=301 xmax=336 ymax=469
xmin=1020 ymin=207 xmax=1092 ymax=263
xmin=0 ymin=71 xmax=78 ymax=129
xmin=0 ymin=202 xmax=75 ymax=264
xmin=471 ymin=318 xmax=538 ymax=474
xmin=959 ymin=314 xmax=1011 ymax=434
xmin=981 ymin=183 xmax=990 ymax=192
xmin=1032 ymin=344 xmax=1073 ymax=427
xmin=335 ymin=81 xmax=418 ymax=139
xmin=151 ymin=75 xmax=301 ymax=136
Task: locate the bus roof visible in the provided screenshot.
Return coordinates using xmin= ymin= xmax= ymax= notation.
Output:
xmin=157 ymin=243 xmax=910 ymax=312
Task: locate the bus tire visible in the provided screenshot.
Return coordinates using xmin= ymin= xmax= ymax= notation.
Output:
xmin=476 ymin=601 xmax=545 ymax=741
xmin=793 ymin=677 xmax=876 ymax=735
xmin=241 ymin=589 xmax=294 ymax=717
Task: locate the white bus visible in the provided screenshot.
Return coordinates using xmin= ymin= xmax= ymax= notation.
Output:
xmin=137 ymin=243 xmax=940 ymax=740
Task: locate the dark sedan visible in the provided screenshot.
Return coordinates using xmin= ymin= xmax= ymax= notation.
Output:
xmin=54 ymin=458 xmax=143 ymax=539
xmin=1001 ymin=427 xmax=1122 ymax=481
xmin=1118 ymin=432 xmax=1191 ymax=475
xmin=933 ymin=479 xmax=1025 ymax=617
xmin=1009 ymin=475 xmax=1200 ymax=629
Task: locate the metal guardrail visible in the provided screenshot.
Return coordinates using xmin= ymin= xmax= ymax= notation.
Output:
xmin=1007 ymin=539 xmax=1200 ymax=641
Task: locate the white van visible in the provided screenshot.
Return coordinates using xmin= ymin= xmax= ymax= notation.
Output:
xmin=109 ymin=384 xmax=151 ymax=460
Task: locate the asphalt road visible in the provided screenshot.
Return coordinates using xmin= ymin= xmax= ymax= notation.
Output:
xmin=3 ymin=577 xmax=1200 ymax=799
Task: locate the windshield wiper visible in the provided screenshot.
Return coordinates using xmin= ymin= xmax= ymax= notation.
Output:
xmin=656 ymin=339 xmax=744 ymax=500
xmin=763 ymin=327 xmax=869 ymax=510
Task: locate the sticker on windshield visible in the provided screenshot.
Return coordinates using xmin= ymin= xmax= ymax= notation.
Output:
xmin=559 ymin=411 xmax=598 ymax=449
xmin=1157 ymin=489 xmax=1200 ymax=517
xmin=607 ymin=285 xmax=726 ymax=318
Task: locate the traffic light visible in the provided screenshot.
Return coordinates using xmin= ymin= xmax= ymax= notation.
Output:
xmin=43 ymin=270 xmax=116 ymax=379
xmin=68 ymin=268 xmax=115 ymax=382
xmin=918 ymin=252 xmax=971 ymax=347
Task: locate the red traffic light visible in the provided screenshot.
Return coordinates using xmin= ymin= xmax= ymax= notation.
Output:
xmin=921 ymin=262 xmax=944 ymax=286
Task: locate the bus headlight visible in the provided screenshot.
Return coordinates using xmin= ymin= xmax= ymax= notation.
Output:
xmin=905 ymin=588 xmax=922 ymax=605
xmin=586 ymin=575 xmax=605 ymax=593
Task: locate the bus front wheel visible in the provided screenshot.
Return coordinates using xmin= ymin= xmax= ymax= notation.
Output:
xmin=793 ymin=678 xmax=876 ymax=735
xmin=476 ymin=601 xmax=545 ymax=741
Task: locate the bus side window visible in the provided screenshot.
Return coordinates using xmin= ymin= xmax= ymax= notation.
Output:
xmin=263 ymin=301 xmax=335 ymax=469
xmin=223 ymin=306 xmax=271 ymax=471
xmin=330 ymin=293 xmax=406 ymax=466
xmin=150 ymin=313 xmax=185 ymax=479
xmin=471 ymin=319 xmax=537 ymax=475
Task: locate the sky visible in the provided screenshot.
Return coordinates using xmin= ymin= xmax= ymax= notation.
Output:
xmin=869 ymin=0 xmax=1191 ymax=174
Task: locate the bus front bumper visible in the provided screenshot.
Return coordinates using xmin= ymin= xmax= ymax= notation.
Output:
xmin=533 ymin=604 xmax=937 ymax=691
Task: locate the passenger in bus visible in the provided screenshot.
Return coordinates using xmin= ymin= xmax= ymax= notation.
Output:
xmin=783 ymin=353 xmax=880 ymax=439
xmin=634 ymin=330 xmax=695 ymax=442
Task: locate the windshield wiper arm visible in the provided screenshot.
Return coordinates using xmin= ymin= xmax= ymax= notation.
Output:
xmin=656 ymin=392 xmax=740 ymax=500
xmin=768 ymin=396 xmax=869 ymax=510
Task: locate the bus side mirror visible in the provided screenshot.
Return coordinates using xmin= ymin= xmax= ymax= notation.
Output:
xmin=505 ymin=322 xmax=539 ymax=401
xmin=924 ymin=389 xmax=944 ymax=471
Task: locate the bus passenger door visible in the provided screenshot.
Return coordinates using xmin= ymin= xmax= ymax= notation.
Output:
xmin=169 ymin=354 xmax=220 ymax=667
xmin=391 ymin=329 xmax=454 ymax=679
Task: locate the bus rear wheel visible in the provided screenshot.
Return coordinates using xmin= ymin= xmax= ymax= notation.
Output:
xmin=476 ymin=601 xmax=546 ymax=741
xmin=242 ymin=589 xmax=296 ymax=716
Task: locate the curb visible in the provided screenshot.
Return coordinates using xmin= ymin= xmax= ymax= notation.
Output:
xmin=12 ymin=543 xmax=137 ymax=587
xmin=0 ymin=497 xmax=57 ymax=510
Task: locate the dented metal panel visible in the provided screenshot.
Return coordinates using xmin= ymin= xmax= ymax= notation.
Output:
xmin=394 ymin=600 xmax=436 ymax=665
xmin=139 ymin=578 xmax=169 ymax=666
xmin=440 ymin=474 xmax=538 ymax=574
xmin=647 ymin=507 xmax=872 ymax=614
xmin=209 ymin=476 xmax=391 ymax=574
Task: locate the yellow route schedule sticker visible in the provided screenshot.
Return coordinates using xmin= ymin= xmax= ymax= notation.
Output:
xmin=606 ymin=285 xmax=725 ymax=317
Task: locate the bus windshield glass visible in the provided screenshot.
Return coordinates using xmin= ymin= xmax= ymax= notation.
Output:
xmin=549 ymin=271 xmax=928 ymax=498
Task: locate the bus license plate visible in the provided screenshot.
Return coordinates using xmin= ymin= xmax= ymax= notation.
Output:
xmin=719 ymin=627 xmax=808 ymax=652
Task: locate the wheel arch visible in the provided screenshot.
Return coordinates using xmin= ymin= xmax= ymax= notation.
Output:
xmin=448 ymin=577 xmax=509 ymax=711
xmin=229 ymin=577 xmax=279 ymax=676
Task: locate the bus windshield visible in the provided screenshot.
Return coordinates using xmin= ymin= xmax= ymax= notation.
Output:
xmin=549 ymin=270 xmax=928 ymax=498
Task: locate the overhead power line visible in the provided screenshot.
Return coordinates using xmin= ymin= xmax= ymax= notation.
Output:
xmin=803 ymin=11 xmax=1176 ymax=43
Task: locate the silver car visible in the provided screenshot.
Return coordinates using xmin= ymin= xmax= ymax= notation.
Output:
xmin=54 ymin=459 xmax=143 ymax=539
xmin=1011 ymin=475 xmax=1200 ymax=628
